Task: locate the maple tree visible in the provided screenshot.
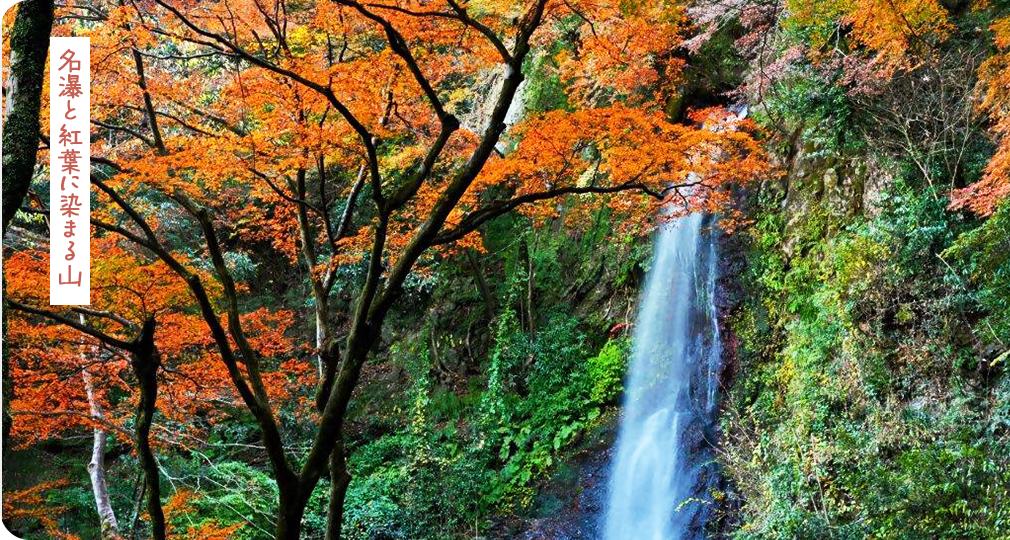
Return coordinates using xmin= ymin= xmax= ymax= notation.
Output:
xmin=3 ymin=0 xmax=1007 ymax=538
xmin=3 ymin=0 xmax=766 ymax=538
xmin=5 ymin=238 xmax=303 ymax=538
xmin=951 ymin=14 xmax=1010 ymax=215
xmin=788 ymin=0 xmax=952 ymax=74
xmin=695 ymin=0 xmax=1010 ymax=212
xmin=785 ymin=0 xmax=1010 ymax=213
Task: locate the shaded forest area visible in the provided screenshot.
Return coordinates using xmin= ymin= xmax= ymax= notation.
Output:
xmin=1 ymin=0 xmax=1009 ymax=539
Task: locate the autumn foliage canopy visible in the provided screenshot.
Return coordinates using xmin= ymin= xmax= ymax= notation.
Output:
xmin=4 ymin=0 xmax=1010 ymax=537
xmin=3 ymin=0 xmax=766 ymax=537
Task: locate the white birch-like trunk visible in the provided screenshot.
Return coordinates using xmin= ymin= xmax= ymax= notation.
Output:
xmin=80 ymin=315 xmax=121 ymax=539
xmin=315 ymin=310 xmax=326 ymax=379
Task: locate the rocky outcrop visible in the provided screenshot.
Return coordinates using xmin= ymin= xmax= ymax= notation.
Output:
xmin=767 ymin=140 xmax=891 ymax=256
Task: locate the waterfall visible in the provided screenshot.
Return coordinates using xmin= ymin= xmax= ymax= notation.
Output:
xmin=603 ymin=212 xmax=722 ymax=540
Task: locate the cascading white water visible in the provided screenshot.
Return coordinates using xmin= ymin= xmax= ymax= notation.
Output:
xmin=603 ymin=212 xmax=721 ymax=540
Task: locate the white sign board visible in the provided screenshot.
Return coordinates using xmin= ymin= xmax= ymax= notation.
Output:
xmin=49 ymin=36 xmax=90 ymax=305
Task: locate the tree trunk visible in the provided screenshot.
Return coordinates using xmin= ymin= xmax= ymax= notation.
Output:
xmin=466 ymin=248 xmax=495 ymax=322
xmin=81 ymin=315 xmax=121 ymax=539
xmin=275 ymin=501 xmax=308 ymax=540
xmin=2 ymin=0 xmax=54 ymax=235
xmin=315 ymin=306 xmax=328 ymax=379
xmin=86 ymin=391 xmax=121 ymax=539
xmin=324 ymin=440 xmax=352 ymax=540
xmin=128 ymin=475 xmax=145 ymax=540
xmin=130 ymin=318 xmax=166 ymax=540
xmin=314 ymin=344 xmax=351 ymax=540
xmin=2 ymin=0 xmax=54 ymax=454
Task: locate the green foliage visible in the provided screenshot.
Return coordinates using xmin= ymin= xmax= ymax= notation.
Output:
xmin=723 ymin=180 xmax=1010 ymax=540
xmin=341 ymin=359 xmax=491 ymax=540
xmin=586 ymin=338 xmax=629 ymax=404
xmin=338 ymin=302 xmax=629 ymax=539
xmin=522 ymin=53 xmax=569 ymax=113
xmin=943 ymin=200 xmax=1010 ymax=346
xmin=43 ymin=478 xmax=105 ymax=539
xmin=478 ymin=309 xmax=604 ymax=510
xmin=754 ymin=62 xmax=864 ymax=155
xmin=160 ymin=458 xmax=276 ymax=540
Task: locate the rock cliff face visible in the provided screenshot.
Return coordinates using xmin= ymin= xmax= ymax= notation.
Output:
xmin=708 ymin=131 xmax=901 ymax=537
xmin=769 ymin=140 xmax=891 ymax=257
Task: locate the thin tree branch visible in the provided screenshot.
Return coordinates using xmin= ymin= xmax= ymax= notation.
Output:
xmin=432 ymin=180 xmax=669 ymax=245
xmin=6 ymin=300 xmax=134 ymax=350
